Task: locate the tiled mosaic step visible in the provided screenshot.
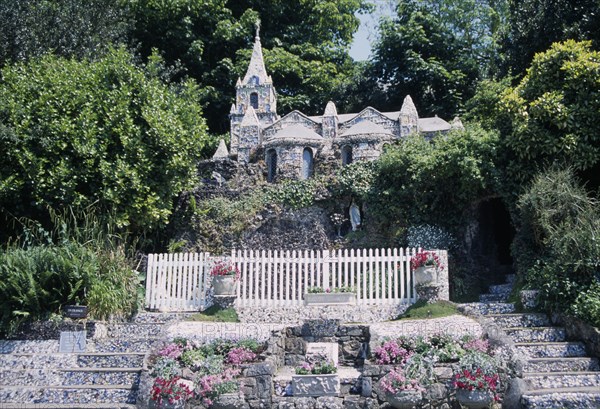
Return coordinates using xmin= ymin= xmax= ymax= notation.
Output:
xmin=0 ymin=340 xmax=60 ymax=354
xmin=488 ymin=313 xmax=550 ymax=328
xmin=479 ymin=293 xmax=510 ymax=303
xmin=489 ymin=283 xmax=513 ymax=294
xmin=60 ymin=368 xmax=141 ymax=387
xmin=459 ymin=302 xmax=516 ymax=315
xmin=134 ymin=312 xmax=195 ymax=323
xmin=0 ymin=404 xmax=136 ymax=409
xmin=524 ymin=371 xmax=600 ymax=389
xmin=504 ymin=327 xmax=566 ymax=343
xmin=524 ymin=357 xmax=600 ymax=373
xmin=0 ymin=353 xmax=145 ymax=370
xmin=0 ymin=369 xmax=60 ymax=386
xmin=0 ymin=385 xmax=138 ymax=404
xmin=107 ymin=323 xmax=163 ymax=338
xmin=90 ymin=337 xmax=160 ymax=353
xmin=522 ymin=387 xmax=600 ymax=409
xmin=515 ymin=342 xmax=587 ymax=358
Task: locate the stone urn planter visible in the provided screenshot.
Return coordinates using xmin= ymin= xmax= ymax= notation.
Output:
xmin=212 ymin=275 xmax=237 ymax=296
xmin=386 ymin=390 xmax=423 ymax=409
xmin=292 ymin=374 xmax=340 ymax=396
xmin=304 ymin=292 xmax=356 ymax=306
xmin=455 ymin=389 xmax=495 ymax=409
xmin=414 ymin=266 xmax=438 ymax=286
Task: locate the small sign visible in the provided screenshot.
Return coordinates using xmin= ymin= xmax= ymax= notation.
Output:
xmin=59 ymin=330 xmax=87 ymax=353
xmin=306 ymin=342 xmax=339 ymax=366
xmin=63 ymin=305 xmax=88 ymax=319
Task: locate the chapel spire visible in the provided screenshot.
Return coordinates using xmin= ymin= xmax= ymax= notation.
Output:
xmin=242 ymin=19 xmax=270 ymax=85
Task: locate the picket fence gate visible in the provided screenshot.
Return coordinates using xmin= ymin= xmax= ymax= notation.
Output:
xmin=145 ymin=248 xmax=419 ymax=311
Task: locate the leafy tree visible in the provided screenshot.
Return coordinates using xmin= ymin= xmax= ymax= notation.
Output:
xmin=369 ymin=125 xmax=500 ymax=234
xmin=367 ymin=0 xmax=506 ymax=117
xmin=0 ymin=0 xmax=130 ymax=65
xmin=0 ymin=47 xmax=211 ymax=232
xmin=129 ymin=0 xmax=370 ymax=132
xmin=499 ymin=40 xmax=600 ymax=187
xmin=501 ymin=0 xmax=600 ymax=77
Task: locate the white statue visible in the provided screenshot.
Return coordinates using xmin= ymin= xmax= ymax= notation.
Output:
xmin=349 ymin=202 xmax=361 ymax=231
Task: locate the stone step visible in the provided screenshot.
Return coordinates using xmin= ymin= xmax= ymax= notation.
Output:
xmin=504 ymin=327 xmax=567 ymax=343
xmin=107 ymin=323 xmax=164 ymax=338
xmin=515 ymin=342 xmax=587 ymax=358
xmin=0 ymin=368 xmax=141 ymax=387
xmin=0 ymin=385 xmax=138 ymax=404
xmin=459 ymin=302 xmax=516 ymax=315
xmin=61 ymin=369 xmax=141 ymax=387
xmin=90 ymin=337 xmax=161 ymax=353
xmin=524 ymin=357 xmax=600 ymax=373
xmin=0 ymin=404 xmax=136 ymax=409
xmin=479 ymin=293 xmax=510 ymax=303
xmin=0 ymin=353 xmax=145 ymax=370
xmin=133 ymin=312 xmax=195 ymax=324
xmin=489 ymin=283 xmax=513 ymax=295
xmin=0 ymin=340 xmax=61 ymax=355
xmin=488 ymin=313 xmax=550 ymax=328
xmin=522 ymin=387 xmax=600 ymax=409
xmin=523 ymin=371 xmax=600 ymax=390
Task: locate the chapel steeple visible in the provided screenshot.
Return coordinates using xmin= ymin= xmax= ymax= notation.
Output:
xmin=229 ymin=20 xmax=278 ymax=158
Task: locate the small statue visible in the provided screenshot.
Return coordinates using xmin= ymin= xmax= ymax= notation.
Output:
xmin=349 ymin=202 xmax=361 ymax=231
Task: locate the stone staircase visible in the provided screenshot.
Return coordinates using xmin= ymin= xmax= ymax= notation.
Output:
xmin=465 ymin=274 xmax=600 ymax=409
xmin=0 ymin=315 xmax=172 ymax=408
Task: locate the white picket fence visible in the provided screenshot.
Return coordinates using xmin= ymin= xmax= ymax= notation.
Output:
xmin=145 ymin=248 xmax=419 ymax=311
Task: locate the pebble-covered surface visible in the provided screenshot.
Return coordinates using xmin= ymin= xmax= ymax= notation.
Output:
xmin=488 ymin=313 xmax=550 ymax=328
xmin=0 ymin=386 xmax=138 ymax=404
xmin=0 ymin=340 xmax=59 ymax=354
xmin=522 ymin=391 xmax=600 ymax=409
xmin=525 ymin=372 xmax=600 ymax=389
xmin=515 ymin=342 xmax=587 ymax=358
xmin=236 ymin=303 xmax=410 ymax=324
xmin=77 ymin=353 xmax=145 ymax=368
xmin=107 ymin=323 xmax=164 ymax=338
xmin=60 ymin=369 xmax=141 ymax=387
xmin=459 ymin=302 xmax=516 ymax=315
xmin=166 ymin=321 xmax=286 ymax=342
xmin=90 ymin=338 xmax=159 ymax=353
xmin=524 ymin=357 xmax=600 ymax=373
xmin=0 ymin=353 xmax=77 ymax=369
xmin=0 ymin=369 xmax=60 ymax=386
xmin=479 ymin=293 xmax=510 ymax=302
xmin=133 ymin=312 xmax=196 ymax=323
xmin=504 ymin=327 xmax=566 ymax=343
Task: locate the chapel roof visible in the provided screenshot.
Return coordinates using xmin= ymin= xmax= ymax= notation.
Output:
xmin=267 ymin=124 xmax=323 ymax=141
xmin=341 ymin=121 xmax=394 ymax=136
xmin=418 ymin=116 xmax=452 ymax=133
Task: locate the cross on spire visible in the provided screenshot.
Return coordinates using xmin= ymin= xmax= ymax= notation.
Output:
xmin=255 ymin=19 xmax=261 ymax=39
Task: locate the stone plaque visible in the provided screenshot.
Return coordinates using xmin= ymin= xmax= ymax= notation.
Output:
xmin=306 ymin=342 xmax=338 ymax=366
xmin=59 ymin=330 xmax=87 ymax=353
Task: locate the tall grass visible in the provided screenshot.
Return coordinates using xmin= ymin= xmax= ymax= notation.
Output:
xmin=0 ymin=207 xmax=142 ymax=336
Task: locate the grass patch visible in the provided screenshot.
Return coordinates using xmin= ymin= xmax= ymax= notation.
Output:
xmin=396 ymin=300 xmax=458 ymax=320
xmin=187 ymin=306 xmax=239 ymax=322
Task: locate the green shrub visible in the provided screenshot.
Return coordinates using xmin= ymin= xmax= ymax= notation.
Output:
xmin=571 ymin=281 xmax=600 ymax=328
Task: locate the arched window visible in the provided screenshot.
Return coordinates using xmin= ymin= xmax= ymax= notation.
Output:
xmin=266 ymin=149 xmax=277 ymax=183
xmin=250 ymin=92 xmax=259 ymax=109
xmin=301 ymin=148 xmax=314 ymax=180
xmin=341 ymin=145 xmax=353 ymax=166
xmin=250 ymin=75 xmax=259 ymax=85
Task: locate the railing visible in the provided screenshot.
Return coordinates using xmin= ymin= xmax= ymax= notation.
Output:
xmin=145 ymin=252 xmax=210 ymax=311
xmin=145 ymin=247 xmax=421 ymax=311
xmin=232 ymin=248 xmax=418 ymax=307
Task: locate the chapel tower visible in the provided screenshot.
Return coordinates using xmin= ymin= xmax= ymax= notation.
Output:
xmin=229 ymin=21 xmax=278 ymax=162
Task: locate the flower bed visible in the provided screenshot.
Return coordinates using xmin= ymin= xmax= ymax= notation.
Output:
xmin=148 ymin=337 xmax=265 ymax=407
xmin=371 ymin=333 xmax=505 ymax=407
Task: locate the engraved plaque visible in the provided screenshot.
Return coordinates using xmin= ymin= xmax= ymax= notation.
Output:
xmin=59 ymin=330 xmax=87 ymax=353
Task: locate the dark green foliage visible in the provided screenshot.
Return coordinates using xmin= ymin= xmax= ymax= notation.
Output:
xmin=0 ymin=47 xmax=210 ymax=232
xmin=515 ymin=168 xmax=599 ymax=325
xmin=367 ymin=0 xmax=505 ymax=117
xmin=501 ymin=0 xmax=600 ymax=76
xmin=0 ymin=210 xmax=140 ymax=336
xmin=0 ymin=0 xmax=130 ymax=65
xmin=370 ymin=125 xmax=499 ymax=232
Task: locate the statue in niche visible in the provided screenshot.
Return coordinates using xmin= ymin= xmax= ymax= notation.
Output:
xmin=349 ymin=202 xmax=361 ymax=231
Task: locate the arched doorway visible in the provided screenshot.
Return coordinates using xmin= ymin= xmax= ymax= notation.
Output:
xmin=341 ymin=145 xmax=353 ymax=165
